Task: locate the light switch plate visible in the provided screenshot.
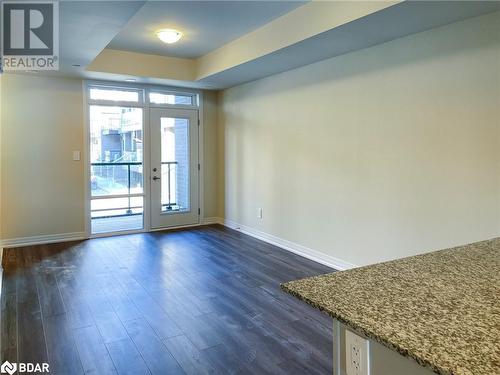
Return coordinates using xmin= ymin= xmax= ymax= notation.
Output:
xmin=73 ymin=151 xmax=81 ymax=161
xmin=345 ymin=329 xmax=370 ymax=375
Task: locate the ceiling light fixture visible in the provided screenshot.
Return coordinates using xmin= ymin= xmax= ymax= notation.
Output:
xmin=156 ymin=29 xmax=182 ymax=44
xmin=125 ymin=78 xmax=136 ymax=82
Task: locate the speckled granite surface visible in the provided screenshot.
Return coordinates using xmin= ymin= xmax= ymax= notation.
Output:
xmin=281 ymin=238 xmax=500 ymax=375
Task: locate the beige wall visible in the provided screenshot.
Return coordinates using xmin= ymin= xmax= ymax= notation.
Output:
xmin=219 ymin=12 xmax=500 ymax=267
xmin=1 ymin=74 xmax=85 ymax=239
xmin=0 ymin=75 xmax=219 ymax=240
xmin=202 ymin=90 xmax=220 ymax=218
xmin=216 ymin=93 xmax=225 ymax=219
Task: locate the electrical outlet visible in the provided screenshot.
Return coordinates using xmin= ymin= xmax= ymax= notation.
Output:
xmin=258 ymin=208 xmax=263 ymax=219
xmin=345 ymin=329 xmax=369 ymax=375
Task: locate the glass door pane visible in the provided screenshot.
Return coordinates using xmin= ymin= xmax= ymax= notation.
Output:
xmin=160 ymin=117 xmax=190 ymax=213
xmin=89 ymin=105 xmax=144 ymax=234
xmin=150 ymin=108 xmax=199 ymax=229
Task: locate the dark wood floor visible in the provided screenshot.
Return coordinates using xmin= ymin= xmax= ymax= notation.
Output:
xmin=1 ymin=225 xmax=335 ymax=374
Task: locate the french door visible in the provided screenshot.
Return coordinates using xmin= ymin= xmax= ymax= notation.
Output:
xmin=149 ymin=107 xmax=199 ymax=229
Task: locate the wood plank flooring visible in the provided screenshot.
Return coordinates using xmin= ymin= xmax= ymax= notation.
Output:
xmin=1 ymin=225 xmax=335 ymax=374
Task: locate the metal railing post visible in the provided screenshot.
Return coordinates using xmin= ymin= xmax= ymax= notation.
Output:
xmin=167 ymin=163 xmax=172 ymax=210
xmin=127 ymin=164 xmax=132 ymax=214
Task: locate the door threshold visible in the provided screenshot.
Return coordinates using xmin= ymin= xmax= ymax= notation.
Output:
xmin=90 ymin=228 xmax=147 ymax=239
xmin=149 ymin=221 xmax=202 ymax=233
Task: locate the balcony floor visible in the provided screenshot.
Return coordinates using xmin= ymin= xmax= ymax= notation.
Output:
xmin=92 ymin=214 xmax=143 ymax=234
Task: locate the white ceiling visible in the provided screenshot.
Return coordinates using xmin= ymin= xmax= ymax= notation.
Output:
xmin=106 ymin=1 xmax=305 ymax=58
xmin=59 ymin=1 xmax=146 ymax=74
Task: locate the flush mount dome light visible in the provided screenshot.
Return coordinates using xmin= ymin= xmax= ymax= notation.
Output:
xmin=156 ymin=29 xmax=182 ymax=44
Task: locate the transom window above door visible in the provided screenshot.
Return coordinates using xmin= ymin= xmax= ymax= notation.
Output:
xmin=149 ymin=91 xmax=197 ymax=106
xmin=87 ymin=84 xmax=199 ymax=108
xmin=89 ymin=87 xmax=142 ymax=102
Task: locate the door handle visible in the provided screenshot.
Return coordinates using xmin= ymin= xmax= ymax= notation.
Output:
xmin=152 ymin=176 xmax=160 ymax=181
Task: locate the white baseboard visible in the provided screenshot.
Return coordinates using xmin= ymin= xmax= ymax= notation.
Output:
xmin=220 ymin=218 xmax=357 ymax=271
xmin=0 ymin=232 xmax=87 ymax=249
xmin=0 ymin=219 xmax=357 ymax=271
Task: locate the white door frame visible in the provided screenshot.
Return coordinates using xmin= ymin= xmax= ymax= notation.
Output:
xmin=83 ymin=80 xmax=205 ymax=238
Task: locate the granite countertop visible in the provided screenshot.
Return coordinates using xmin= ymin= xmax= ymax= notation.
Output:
xmin=281 ymin=238 xmax=500 ymax=375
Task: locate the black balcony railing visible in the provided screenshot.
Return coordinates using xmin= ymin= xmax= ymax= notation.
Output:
xmin=91 ymin=161 xmax=142 ymax=218
xmin=91 ymin=161 xmax=179 ymax=218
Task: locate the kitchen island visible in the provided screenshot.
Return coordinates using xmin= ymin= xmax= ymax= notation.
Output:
xmin=282 ymin=238 xmax=500 ymax=375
